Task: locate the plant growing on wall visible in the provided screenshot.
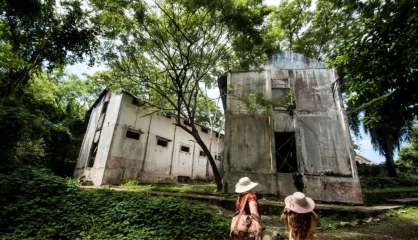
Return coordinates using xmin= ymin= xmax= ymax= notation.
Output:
xmin=240 ymin=92 xmax=273 ymax=116
xmin=285 ymin=90 xmax=296 ymax=115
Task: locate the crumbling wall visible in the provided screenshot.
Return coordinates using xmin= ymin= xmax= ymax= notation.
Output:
xmin=223 ymin=52 xmax=363 ymax=204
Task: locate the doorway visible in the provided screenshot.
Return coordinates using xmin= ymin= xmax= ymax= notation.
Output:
xmin=275 ymin=132 xmax=298 ymax=173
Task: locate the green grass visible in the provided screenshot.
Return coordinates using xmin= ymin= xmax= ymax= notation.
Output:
xmin=362 ymin=186 xmax=418 ymax=205
xmin=363 ymin=186 xmax=418 ymax=194
xmin=360 ymin=174 xmax=418 ymax=205
xmin=120 ymin=180 xmax=218 ymax=194
xmin=318 ymin=207 xmax=418 ymax=240
xmin=0 ymin=167 xmax=229 ymax=240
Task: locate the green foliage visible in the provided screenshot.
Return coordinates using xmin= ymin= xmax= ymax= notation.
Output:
xmin=90 ymin=0 xmax=270 ymax=191
xmin=0 ymin=0 xmax=97 ymax=97
xmin=0 ymin=167 xmax=229 ymax=239
xmin=361 ymin=174 xmax=418 ymax=189
xmin=361 ymin=173 xmax=418 ymax=204
xmin=264 ymin=0 xmax=417 ymax=177
xmin=397 ymin=125 xmax=418 ymax=173
xmin=267 ymin=0 xmax=312 ymax=52
xmin=120 ymin=181 xmax=217 ymax=194
xmin=240 ymin=92 xmax=273 ymax=116
xmin=329 ymin=0 xmax=418 ymax=176
xmin=0 ymin=72 xmax=101 ymax=176
xmin=285 ymin=90 xmax=296 ymax=113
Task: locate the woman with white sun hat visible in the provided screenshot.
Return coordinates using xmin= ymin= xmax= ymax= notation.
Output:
xmin=281 ymin=192 xmax=320 ymax=240
xmin=230 ymin=177 xmax=264 ymax=240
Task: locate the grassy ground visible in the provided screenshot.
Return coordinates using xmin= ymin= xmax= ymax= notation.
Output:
xmin=206 ymin=197 xmax=418 ymax=240
xmin=0 ymin=168 xmax=229 ymax=240
xmin=3 ymin=169 xmax=417 ymax=239
xmin=119 ymin=180 xmax=218 ymax=194
xmin=118 ymin=179 xmax=418 ymax=203
xmin=317 ymin=207 xmax=418 ymax=240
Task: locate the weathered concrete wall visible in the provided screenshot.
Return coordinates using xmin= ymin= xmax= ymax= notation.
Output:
xmin=75 ymin=92 xmax=223 ymax=185
xmin=223 ymin=52 xmax=362 ymax=204
xmin=74 ymin=91 xmax=121 ymax=185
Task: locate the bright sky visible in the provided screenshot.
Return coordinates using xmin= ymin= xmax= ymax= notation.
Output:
xmin=264 ymin=0 xmax=281 ymax=5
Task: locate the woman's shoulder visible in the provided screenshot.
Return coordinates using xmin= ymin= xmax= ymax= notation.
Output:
xmin=244 ymin=192 xmax=258 ymax=201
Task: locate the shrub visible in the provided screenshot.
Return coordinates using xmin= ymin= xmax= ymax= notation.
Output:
xmin=0 ymin=167 xmax=229 ymax=240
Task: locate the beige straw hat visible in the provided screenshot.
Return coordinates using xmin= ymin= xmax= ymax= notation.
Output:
xmin=235 ymin=177 xmax=259 ymax=193
xmin=284 ymin=192 xmax=316 ymax=214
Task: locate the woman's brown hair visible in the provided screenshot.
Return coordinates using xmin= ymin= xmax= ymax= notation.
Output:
xmin=286 ymin=211 xmax=316 ymax=240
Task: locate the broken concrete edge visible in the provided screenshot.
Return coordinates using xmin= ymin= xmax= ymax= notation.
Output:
xmin=79 ymin=186 xmax=402 ymax=216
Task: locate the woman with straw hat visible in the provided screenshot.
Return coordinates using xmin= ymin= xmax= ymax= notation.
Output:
xmin=281 ymin=192 xmax=319 ymax=240
xmin=230 ymin=177 xmax=264 ymax=240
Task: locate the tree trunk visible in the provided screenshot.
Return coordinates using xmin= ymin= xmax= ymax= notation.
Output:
xmin=180 ymin=124 xmax=223 ymax=191
xmin=384 ymin=140 xmax=398 ymax=177
xmin=385 ymin=154 xmax=398 ymax=177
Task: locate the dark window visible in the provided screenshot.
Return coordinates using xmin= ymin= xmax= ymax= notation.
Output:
xmin=101 ymin=101 xmax=109 ymax=114
xmin=201 ymin=127 xmax=209 ymax=133
xmin=132 ymin=98 xmax=141 ymax=106
xmin=126 ymin=129 xmax=141 ymax=140
xmin=214 ymin=132 xmax=219 ymax=138
xmin=177 ymin=176 xmax=191 ymax=183
xmin=275 ymin=132 xmax=298 ymax=173
xmin=199 ymin=151 xmax=206 ymax=157
xmin=183 ymin=120 xmax=191 ymax=126
xmin=180 ymin=145 xmax=190 ymax=153
xmin=157 ymin=139 xmax=168 ymax=147
xmin=87 ymin=142 xmax=98 ymax=167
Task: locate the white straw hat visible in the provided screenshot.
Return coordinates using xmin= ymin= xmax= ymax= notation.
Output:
xmin=235 ymin=177 xmax=259 ymax=193
xmin=284 ymin=192 xmax=315 ymax=214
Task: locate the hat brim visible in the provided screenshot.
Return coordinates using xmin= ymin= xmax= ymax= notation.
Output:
xmin=284 ymin=195 xmax=315 ymax=214
xmin=235 ymin=182 xmax=258 ymax=193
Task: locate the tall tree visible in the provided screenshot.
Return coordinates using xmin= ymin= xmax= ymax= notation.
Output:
xmin=92 ymin=0 xmax=268 ymax=191
xmin=330 ymin=0 xmax=418 ymax=176
xmin=267 ymin=0 xmax=312 ymax=52
xmin=266 ymin=0 xmax=418 ymax=176
xmin=0 ymin=0 xmax=97 ymax=97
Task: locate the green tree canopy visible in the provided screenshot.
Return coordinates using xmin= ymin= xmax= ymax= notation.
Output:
xmin=330 ymin=0 xmax=418 ymax=176
xmin=0 ymin=0 xmax=98 ymax=97
xmin=90 ymin=0 xmax=270 ymax=190
xmin=0 ymin=71 xmax=102 ymax=175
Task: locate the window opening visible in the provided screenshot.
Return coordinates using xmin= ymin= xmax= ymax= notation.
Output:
xmin=180 ymin=145 xmax=190 ymax=153
xmin=101 ymin=101 xmax=109 ymax=114
xmin=87 ymin=141 xmax=98 ymax=167
xmin=132 ymin=98 xmax=141 ymax=106
xmin=156 ymin=136 xmax=171 ymax=147
xmin=126 ymin=128 xmax=142 ymax=140
xmin=157 ymin=139 xmax=168 ymax=147
xmin=201 ymin=127 xmax=209 ymax=133
xmin=199 ymin=151 xmax=206 ymax=157
xmin=275 ymin=132 xmax=297 ymax=173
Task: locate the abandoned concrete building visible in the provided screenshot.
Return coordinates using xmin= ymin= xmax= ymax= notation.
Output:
xmin=74 ymin=90 xmax=223 ymax=185
xmin=220 ymin=52 xmax=363 ymax=204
